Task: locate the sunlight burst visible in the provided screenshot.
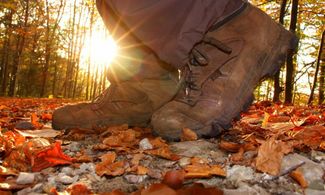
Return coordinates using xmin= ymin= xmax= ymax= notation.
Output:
xmin=81 ymin=31 xmax=118 ymax=72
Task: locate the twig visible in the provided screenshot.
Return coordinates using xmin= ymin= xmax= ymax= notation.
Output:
xmin=270 ymin=161 xmax=306 ymax=181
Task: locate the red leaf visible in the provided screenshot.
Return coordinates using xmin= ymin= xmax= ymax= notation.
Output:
xmin=31 ymin=141 xmax=72 ymax=172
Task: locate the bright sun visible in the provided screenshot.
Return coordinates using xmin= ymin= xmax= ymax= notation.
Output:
xmin=81 ymin=30 xmax=118 ymax=72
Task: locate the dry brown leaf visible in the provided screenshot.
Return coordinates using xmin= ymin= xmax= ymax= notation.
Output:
xmin=184 ymin=164 xmax=226 ymax=178
xmin=146 ymin=147 xmax=179 ymax=161
xmin=177 ymin=183 xmax=223 ymax=195
xmin=255 ymin=137 xmax=289 ymax=176
xmin=149 ymin=137 xmax=168 ymax=148
xmin=131 ymin=153 xmax=144 ymax=166
xmin=181 ymin=128 xmax=198 ymax=141
xmin=0 ymin=166 xmax=18 ymax=176
xmin=67 ymin=183 xmax=93 ymax=195
xmin=137 ymin=166 xmax=149 ymax=175
xmin=31 ymin=113 xmax=43 ymax=129
xmin=16 ymin=129 xmax=61 ymax=138
xmin=230 ymin=147 xmax=245 ymax=162
xmin=96 ymin=161 xmax=126 ymax=177
xmin=290 ymin=169 xmax=308 ymax=188
xmin=219 ymin=140 xmax=241 ymax=152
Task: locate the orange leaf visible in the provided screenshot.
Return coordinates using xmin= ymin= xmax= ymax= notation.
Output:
xmin=219 ymin=140 xmax=241 ymax=152
xmin=146 ymin=147 xmax=179 ymax=161
xmin=96 ymin=161 xmax=125 ymax=177
xmin=67 ymin=184 xmax=92 ymax=195
xmin=137 ymin=166 xmax=149 ymax=175
xmin=184 ymin=164 xmax=226 ymax=179
xmin=181 ymin=128 xmax=198 ymax=141
xmin=290 ymin=170 xmax=308 ymax=188
xmin=31 ymin=113 xmax=43 ymax=129
xmin=255 ymin=137 xmax=288 ymax=176
xmin=149 ymin=137 xmax=168 ymax=148
xmin=41 ymin=113 xmax=53 ymax=121
xmin=95 ymin=152 xmax=125 ymax=176
xmin=31 ymin=141 xmax=72 ymax=172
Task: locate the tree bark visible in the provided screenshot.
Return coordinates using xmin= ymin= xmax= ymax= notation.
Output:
xmin=317 ymin=31 xmax=325 ymax=105
xmin=8 ymin=0 xmax=30 ymax=97
xmin=284 ymin=0 xmax=299 ymax=104
xmin=273 ymin=0 xmax=287 ymax=102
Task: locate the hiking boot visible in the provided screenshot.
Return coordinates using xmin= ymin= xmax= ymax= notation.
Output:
xmin=52 ymin=49 xmax=180 ymax=130
xmin=151 ymin=2 xmax=298 ymax=140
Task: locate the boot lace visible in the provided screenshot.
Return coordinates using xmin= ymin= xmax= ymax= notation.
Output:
xmin=182 ymin=37 xmax=232 ymax=103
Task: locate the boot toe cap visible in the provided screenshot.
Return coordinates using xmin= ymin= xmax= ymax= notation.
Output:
xmin=151 ymin=104 xmax=203 ymax=141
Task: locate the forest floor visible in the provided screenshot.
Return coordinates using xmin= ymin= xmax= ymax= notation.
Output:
xmin=0 ymin=98 xmax=324 ymax=195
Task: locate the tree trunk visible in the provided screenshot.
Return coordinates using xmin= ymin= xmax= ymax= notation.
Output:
xmin=284 ymin=0 xmax=299 ymax=104
xmin=0 ymin=10 xmax=13 ymax=96
xmin=317 ymin=31 xmax=325 ymax=105
xmin=273 ymin=0 xmax=288 ymax=102
xmin=86 ymin=1 xmax=95 ymax=100
xmin=9 ymin=0 xmax=30 ymax=97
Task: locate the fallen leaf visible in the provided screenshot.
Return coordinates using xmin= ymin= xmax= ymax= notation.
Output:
xmin=67 ymin=183 xmax=93 ymax=195
xmin=219 ymin=140 xmax=241 ymax=152
xmin=96 ymin=161 xmax=125 ymax=177
xmin=31 ymin=113 xmax=43 ymax=129
xmin=184 ymin=164 xmax=226 ymax=178
xmin=0 ymin=166 xmax=18 ymax=176
xmin=31 ymin=141 xmax=72 ymax=172
xmin=41 ymin=113 xmax=53 ymax=121
xmin=95 ymin=152 xmax=125 ymax=176
xmin=131 ymin=153 xmax=144 ymax=166
xmin=255 ymin=137 xmax=289 ymax=176
xmin=137 ymin=166 xmax=148 ymax=175
xmin=0 ymin=178 xmax=30 ymax=190
xmin=181 ymin=128 xmax=198 ymax=141
xmin=290 ymin=169 xmax=308 ymax=188
xmin=149 ymin=137 xmax=168 ymax=148
xmin=146 ymin=147 xmax=179 ymax=161
xmin=15 ymin=129 xmax=61 ymax=138
xmin=230 ymin=147 xmax=244 ymax=162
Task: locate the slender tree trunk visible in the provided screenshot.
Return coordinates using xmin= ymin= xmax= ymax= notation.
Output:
xmin=0 ymin=10 xmax=13 ymax=96
xmin=273 ymin=0 xmax=288 ymax=102
xmin=284 ymin=0 xmax=299 ymax=104
xmin=9 ymin=0 xmax=30 ymax=97
xmin=309 ymin=31 xmax=324 ymax=104
xmin=86 ymin=1 xmax=95 ymax=100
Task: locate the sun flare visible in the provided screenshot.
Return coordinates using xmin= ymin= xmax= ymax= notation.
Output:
xmin=81 ymin=31 xmax=118 ymax=72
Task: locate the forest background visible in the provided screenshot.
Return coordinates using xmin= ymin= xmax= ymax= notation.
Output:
xmin=0 ymin=0 xmax=324 ymax=105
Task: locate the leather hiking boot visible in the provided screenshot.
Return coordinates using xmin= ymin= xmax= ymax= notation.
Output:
xmin=152 ymin=2 xmax=298 ymax=141
xmin=52 ymin=50 xmax=180 ymax=130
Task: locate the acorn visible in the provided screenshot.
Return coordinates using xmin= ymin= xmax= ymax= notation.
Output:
xmin=162 ymin=170 xmax=185 ymax=190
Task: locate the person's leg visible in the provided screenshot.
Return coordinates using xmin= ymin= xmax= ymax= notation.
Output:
xmin=152 ymin=2 xmax=298 ymax=140
xmin=52 ymin=1 xmax=180 ymax=130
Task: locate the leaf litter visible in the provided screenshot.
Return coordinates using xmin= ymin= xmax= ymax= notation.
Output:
xmin=0 ymin=98 xmax=324 ymax=194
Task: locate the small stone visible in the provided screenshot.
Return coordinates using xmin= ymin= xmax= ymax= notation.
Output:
xmin=170 ymin=140 xmax=217 ymax=157
xmin=68 ymin=142 xmax=81 ymax=152
xmin=139 ymin=138 xmax=153 ymax=150
xmin=56 ymin=174 xmax=79 ymax=185
xmin=124 ymin=175 xmax=148 ymax=184
xmin=15 ymin=121 xmax=35 ymax=130
xmin=281 ymin=153 xmax=324 ymax=185
xmin=17 ymin=187 xmax=32 ymax=195
xmin=32 ymin=183 xmax=43 ymax=192
xmin=227 ymin=165 xmax=255 ymax=183
xmin=305 ymin=189 xmax=325 ymax=195
xmin=61 ymin=167 xmax=74 ymax=176
xmin=16 ymin=172 xmax=35 ymax=185
xmin=178 ymin=157 xmax=191 ymax=167
xmin=308 ymin=180 xmax=325 ymax=191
